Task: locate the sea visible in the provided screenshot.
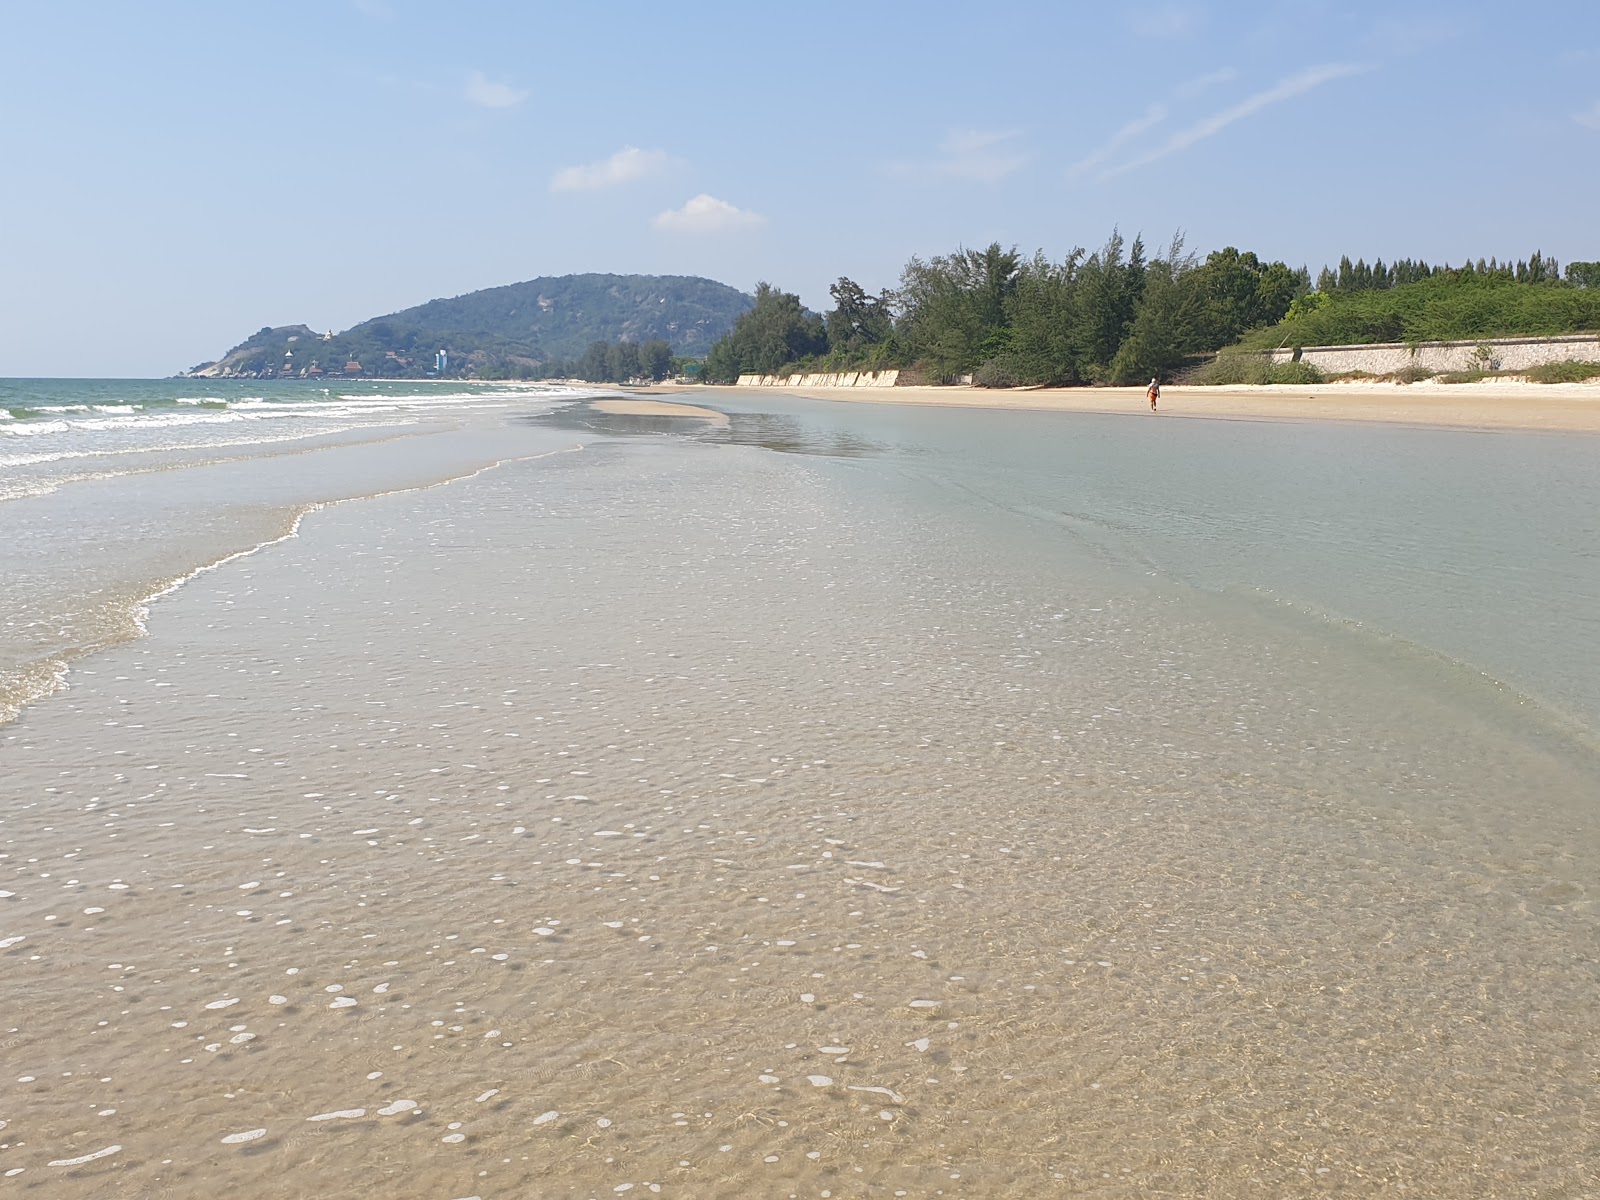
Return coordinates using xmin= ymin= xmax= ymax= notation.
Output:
xmin=1 ymin=377 xmax=1596 ymax=1197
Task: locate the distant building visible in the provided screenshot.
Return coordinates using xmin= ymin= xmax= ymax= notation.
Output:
xmin=345 ymin=360 xmax=362 ymax=374
xmin=435 ymin=349 xmax=448 ymax=374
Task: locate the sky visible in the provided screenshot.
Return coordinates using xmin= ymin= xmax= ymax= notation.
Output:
xmin=2 ymin=0 xmax=1597 ymax=377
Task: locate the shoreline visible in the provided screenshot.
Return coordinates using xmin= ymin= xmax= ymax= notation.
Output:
xmin=646 ymin=380 xmax=1600 ymax=433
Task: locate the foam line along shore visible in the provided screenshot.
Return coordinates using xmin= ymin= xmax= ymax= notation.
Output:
xmin=0 ymin=378 xmax=596 ymax=725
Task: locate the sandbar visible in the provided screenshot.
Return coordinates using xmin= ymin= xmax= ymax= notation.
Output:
xmin=591 ymin=397 xmax=729 ymax=425
xmin=654 ymin=381 xmax=1600 ymax=433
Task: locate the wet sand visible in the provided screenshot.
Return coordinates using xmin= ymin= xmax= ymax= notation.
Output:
xmin=2 ymin=398 xmax=1596 ymax=1198
xmin=663 ymin=381 xmax=1600 ymax=433
xmin=590 ymin=399 xmax=729 ymax=425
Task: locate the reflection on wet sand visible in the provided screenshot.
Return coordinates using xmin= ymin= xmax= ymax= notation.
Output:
xmin=535 ymin=400 xmax=884 ymax=459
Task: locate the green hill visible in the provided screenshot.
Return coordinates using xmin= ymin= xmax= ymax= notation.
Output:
xmin=188 ymin=273 xmax=755 ymax=378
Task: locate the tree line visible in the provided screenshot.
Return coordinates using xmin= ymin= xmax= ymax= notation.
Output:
xmin=1315 ymin=250 xmax=1574 ymax=293
xmin=485 ymin=338 xmax=682 ymax=382
xmin=702 ymin=234 xmax=1600 ymax=387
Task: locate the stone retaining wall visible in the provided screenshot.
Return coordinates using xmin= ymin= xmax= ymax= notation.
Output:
xmin=736 ymin=369 xmax=900 ymax=388
xmin=1267 ymin=334 xmax=1600 ymax=374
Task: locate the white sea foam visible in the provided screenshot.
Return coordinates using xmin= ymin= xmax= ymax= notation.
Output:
xmin=48 ymin=1145 xmax=121 ymax=1167
xmin=0 ymin=420 xmax=72 ymax=437
xmin=221 ymin=1128 xmax=267 ymax=1144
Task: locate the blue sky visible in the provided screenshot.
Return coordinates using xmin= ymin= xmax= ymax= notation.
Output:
xmin=3 ymin=0 xmax=1597 ymax=376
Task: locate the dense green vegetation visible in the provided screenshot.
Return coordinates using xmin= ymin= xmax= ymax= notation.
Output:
xmin=702 ymin=243 xmax=1600 ymax=387
xmin=190 ymin=274 xmax=754 ymax=378
xmin=702 ymin=233 xmax=1312 ymax=386
xmin=556 ymin=338 xmax=678 ymax=384
xmin=1237 ymin=265 xmax=1600 ymax=351
xmin=703 ymin=283 xmax=831 ymax=382
xmin=1190 ymin=356 xmax=1329 ymax=386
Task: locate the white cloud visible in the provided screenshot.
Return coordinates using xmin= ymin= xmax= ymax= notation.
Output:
xmin=887 ymin=129 xmax=1030 ymax=183
xmin=1175 ymin=67 xmax=1237 ymax=98
xmin=1069 ymin=105 xmax=1169 ymax=177
xmin=1099 ymin=63 xmax=1368 ymax=180
xmin=1576 ymin=101 xmax=1600 ymax=131
xmin=939 ymin=128 xmax=1030 ymax=180
xmin=464 ymin=71 xmax=528 ymax=109
xmin=652 ymin=194 xmax=765 ymax=234
xmin=1129 ymin=2 xmax=1205 ymax=38
xmin=550 ymin=146 xmax=671 ymax=192
xmin=1366 ymin=13 xmax=1474 ymax=55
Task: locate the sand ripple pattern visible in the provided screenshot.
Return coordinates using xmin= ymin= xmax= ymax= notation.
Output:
xmin=1 ymin=418 xmax=1595 ymax=1197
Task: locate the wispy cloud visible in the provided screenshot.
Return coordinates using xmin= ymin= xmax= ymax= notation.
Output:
xmin=551 ymin=146 xmax=672 ymax=192
xmin=1366 ymin=13 xmax=1474 ymax=55
xmin=1175 ymin=67 xmax=1237 ymax=98
xmin=652 ymin=194 xmax=765 ymax=234
xmin=1069 ymin=105 xmax=1169 ymax=178
xmin=939 ymin=129 xmax=1030 ymax=180
xmin=351 ymin=0 xmax=391 ymax=17
xmin=1129 ymin=2 xmax=1206 ymax=39
xmin=464 ymin=71 xmax=528 ymax=110
xmin=1576 ymin=101 xmax=1600 ymax=131
xmin=887 ymin=129 xmax=1030 ymax=183
xmin=1098 ymin=63 xmax=1368 ymax=180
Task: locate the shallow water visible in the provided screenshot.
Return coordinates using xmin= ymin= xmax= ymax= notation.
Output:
xmin=1 ymin=392 xmax=1596 ymax=1197
xmin=0 ymin=381 xmax=582 ymax=724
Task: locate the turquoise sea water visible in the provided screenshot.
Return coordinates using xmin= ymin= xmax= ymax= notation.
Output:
xmin=0 ymin=381 xmax=1595 ymax=1196
xmin=627 ymin=393 xmax=1600 ymax=732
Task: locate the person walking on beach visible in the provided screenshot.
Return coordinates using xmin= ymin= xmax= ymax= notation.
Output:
xmin=1147 ymin=377 xmax=1160 ymax=412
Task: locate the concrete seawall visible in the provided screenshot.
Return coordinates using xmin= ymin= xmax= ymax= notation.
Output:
xmin=736 ymin=370 xmax=900 ymax=388
xmin=1268 ymin=334 xmax=1600 ymax=374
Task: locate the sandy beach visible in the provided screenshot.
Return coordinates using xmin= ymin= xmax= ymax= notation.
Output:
xmin=655 ymin=380 xmax=1600 ymax=433
xmin=4 ymin=380 xmax=1597 ymax=1198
